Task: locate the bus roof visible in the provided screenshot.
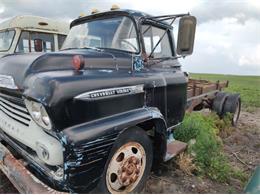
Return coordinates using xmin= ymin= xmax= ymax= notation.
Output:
xmin=0 ymin=15 xmax=69 ymax=35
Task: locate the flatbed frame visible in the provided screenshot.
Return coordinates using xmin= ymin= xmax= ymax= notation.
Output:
xmin=186 ymin=79 xmax=229 ymax=112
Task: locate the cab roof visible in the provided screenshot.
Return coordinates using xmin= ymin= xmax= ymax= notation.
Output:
xmin=0 ymin=15 xmax=69 ymax=35
xmin=71 ymin=9 xmax=171 ymax=29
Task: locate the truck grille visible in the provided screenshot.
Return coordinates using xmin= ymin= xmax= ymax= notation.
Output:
xmin=0 ymin=92 xmax=31 ymax=126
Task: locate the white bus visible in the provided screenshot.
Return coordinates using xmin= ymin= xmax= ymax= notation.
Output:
xmin=0 ymin=15 xmax=69 ymax=57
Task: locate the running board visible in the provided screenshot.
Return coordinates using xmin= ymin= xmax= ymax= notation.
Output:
xmin=164 ymin=140 xmax=187 ymax=161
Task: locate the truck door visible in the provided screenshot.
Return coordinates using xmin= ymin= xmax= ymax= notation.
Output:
xmin=142 ymin=24 xmax=187 ymax=127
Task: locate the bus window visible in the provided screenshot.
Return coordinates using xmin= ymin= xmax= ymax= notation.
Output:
xmin=16 ymin=31 xmax=55 ymax=53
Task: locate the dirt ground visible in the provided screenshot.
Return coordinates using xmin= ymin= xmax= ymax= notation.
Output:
xmin=144 ymin=108 xmax=260 ymax=194
xmin=0 ymin=108 xmax=259 ymax=194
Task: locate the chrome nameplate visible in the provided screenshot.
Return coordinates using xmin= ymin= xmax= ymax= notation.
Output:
xmin=75 ymin=85 xmax=144 ymax=100
xmin=0 ymin=74 xmax=18 ymax=89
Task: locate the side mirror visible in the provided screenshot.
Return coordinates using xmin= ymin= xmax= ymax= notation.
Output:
xmin=177 ymin=16 xmax=196 ymax=56
xmin=34 ymin=39 xmax=43 ymax=52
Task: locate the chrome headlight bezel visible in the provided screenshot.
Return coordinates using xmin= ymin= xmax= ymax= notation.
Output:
xmin=24 ymin=99 xmax=52 ymax=130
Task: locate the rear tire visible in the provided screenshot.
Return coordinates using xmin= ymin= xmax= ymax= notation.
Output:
xmin=94 ymin=127 xmax=153 ymax=193
xmin=223 ymin=94 xmax=241 ymax=126
xmin=212 ymin=92 xmax=229 ymax=117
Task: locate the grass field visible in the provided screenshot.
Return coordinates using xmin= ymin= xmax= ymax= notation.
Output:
xmin=175 ymin=73 xmax=260 ymax=187
xmin=190 ymin=73 xmax=260 ymax=108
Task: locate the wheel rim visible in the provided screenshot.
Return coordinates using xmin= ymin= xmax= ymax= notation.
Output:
xmin=233 ymin=101 xmax=240 ymax=124
xmin=106 ymin=142 xmax=146 ymax=193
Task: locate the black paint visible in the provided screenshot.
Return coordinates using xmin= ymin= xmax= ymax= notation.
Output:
xmin=0 ymin=9 xmax=187 ymax=193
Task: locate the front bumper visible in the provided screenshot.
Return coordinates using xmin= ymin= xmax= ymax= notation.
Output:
xmin=0 ymin=142 xmax=65 ymax=194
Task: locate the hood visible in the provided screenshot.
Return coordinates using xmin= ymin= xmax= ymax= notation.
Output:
xmin=0 ymin=49 xmax=133 ymax=90
xmin=0 ymin=53 xmax=42 ymax=89
xmin=0 ymin=52 xmax=9 ymax=59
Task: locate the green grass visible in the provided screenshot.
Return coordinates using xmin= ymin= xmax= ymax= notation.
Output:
xmin=173 ymin=73 xmax=253 ymax=184
xmin=174 ymin=112 xmax=248 ymax=183
xmin=190 ymin=73 xmax=260 ymax=108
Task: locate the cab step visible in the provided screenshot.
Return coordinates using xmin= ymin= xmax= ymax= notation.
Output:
xmin=164 ymin=140 xmax=187 ymax=161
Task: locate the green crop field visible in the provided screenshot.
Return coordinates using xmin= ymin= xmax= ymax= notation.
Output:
xmin=190 ymin=73 xmax=260 ymax=108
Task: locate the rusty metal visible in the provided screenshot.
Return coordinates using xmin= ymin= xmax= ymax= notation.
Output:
xmin=106 ymin=141 xmax=146 ymax=193
xmin=119 ymin=156 xmax=141 ymax=186
xmin=164 ymin=140 xmax=187 ymax=161
xmin=187 ymin=79 xmax=228 ymax=99
xmin=0 ymin=142 xmax=65 ymax=194
xmin=186 ymin=79 xmax=229 ymax=112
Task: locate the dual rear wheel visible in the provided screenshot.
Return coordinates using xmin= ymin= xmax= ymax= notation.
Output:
xmin=212 ymin=92 xmax=241 ymax=126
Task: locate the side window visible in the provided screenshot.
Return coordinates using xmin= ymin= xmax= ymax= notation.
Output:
xmin=16 ymin=31 xmax=55 ymax=53
xmin=58 ymin=35 xmax=66 ymax=49
xmin=16 ymin=31 xmax=30 ymax=53
xmin=142 ymin=25 xmax=172 ymax=58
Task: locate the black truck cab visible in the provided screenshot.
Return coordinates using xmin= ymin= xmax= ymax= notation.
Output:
xmin=0 ymin=9 xmax=197 ymax=193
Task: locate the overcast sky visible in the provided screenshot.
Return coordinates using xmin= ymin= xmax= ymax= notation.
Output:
xmin=0 ymin=0 xmax=260 ymax=75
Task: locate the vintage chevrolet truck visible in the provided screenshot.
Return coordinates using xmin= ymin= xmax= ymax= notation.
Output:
xmin=0 ymin=9 xmax=241 ymax=193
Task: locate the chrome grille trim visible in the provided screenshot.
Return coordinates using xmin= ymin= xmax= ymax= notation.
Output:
xmin=0 ymin=96 xmax=28 ymax=113
xmin=0 ymin=93 xmax=31 ymax=126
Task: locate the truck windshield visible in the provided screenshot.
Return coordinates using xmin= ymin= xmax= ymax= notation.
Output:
xmin=62 ymin=16 xmax=139 ymax=53
xmin=0 ymin=30 xmax=15 ymax=51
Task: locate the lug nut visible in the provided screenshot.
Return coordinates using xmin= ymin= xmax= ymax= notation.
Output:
xmin=124 ymin=179 xmax=130 ymax=186
xmin=130 ymin=175 xmax=138 ymax=183
xmin=128 ymin=158 xmax=133 ymax=163
xmin=122 ymin=167 xmax=126 ymax=172
xmin=135 ymin=159 xmax=140 ymax=164
xmin=122 ymin=177 xmax=127 ymax=183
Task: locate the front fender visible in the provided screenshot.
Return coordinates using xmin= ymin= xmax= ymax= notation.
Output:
xmin=59 ymin=107 xmax=166 ymax=192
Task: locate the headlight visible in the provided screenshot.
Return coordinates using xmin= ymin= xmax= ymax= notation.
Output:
xmin=24 ymin=99 xmax=52 ymax=130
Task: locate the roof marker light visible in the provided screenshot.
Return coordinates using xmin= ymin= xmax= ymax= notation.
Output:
xmin=38 ymin=22 xmax=48 ymax=26
xmin=91 ymin=8 xmax=99 ymax=14
xmin=111 ymin=4 xmax=120 ymax=10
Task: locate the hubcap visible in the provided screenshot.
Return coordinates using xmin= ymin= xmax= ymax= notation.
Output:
xmin=106 ymin=142 xmax=146 ymax=193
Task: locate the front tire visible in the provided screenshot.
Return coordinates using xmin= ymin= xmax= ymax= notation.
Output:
xmin=95 ymin=127 xmax=153 ymax=193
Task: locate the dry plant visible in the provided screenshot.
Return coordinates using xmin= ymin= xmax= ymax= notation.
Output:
xmin=176 ymin=152 xmax=197 ymax=176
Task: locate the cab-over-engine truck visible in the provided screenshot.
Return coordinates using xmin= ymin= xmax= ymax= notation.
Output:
xmin=0 ymin=9 xmax=241 ymax=193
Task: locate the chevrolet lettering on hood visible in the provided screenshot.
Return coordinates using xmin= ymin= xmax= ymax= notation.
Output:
xmin=0 ymin=75 xmax=18 ymax=89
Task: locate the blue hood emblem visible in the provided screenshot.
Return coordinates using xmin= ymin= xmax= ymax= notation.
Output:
xmin=133 ymin=56 xmax=144 ymax=71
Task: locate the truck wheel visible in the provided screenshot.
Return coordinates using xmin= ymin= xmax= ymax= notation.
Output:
xmin=212 ymin=92 xmax=229 ymax=117
xmin=223 ymin=94 xmax=241 ymax=126
xmin=95 ymin=127 xmax=153 ymax=193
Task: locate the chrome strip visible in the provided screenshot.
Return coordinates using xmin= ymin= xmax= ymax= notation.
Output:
xmin=167 ymin=122 xmax=182 ymax=131
xmin=0 ymin=97 xmax=28 ymax=113
xmin=75 ymin=85 xmax=144 ymax=100
xmin=0 ymin=101 xmax=31 ymax=120
xmin=0 ymin=75 xmax=18 ymax=90
xmin=0 ymin=105 xmax=30 ymax=125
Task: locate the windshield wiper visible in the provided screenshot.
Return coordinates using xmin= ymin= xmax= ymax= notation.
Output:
xmin=61 ymin=46 xmax=103 ymax=52
xmin=81 ymin=46 xmax=103 ymax=52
